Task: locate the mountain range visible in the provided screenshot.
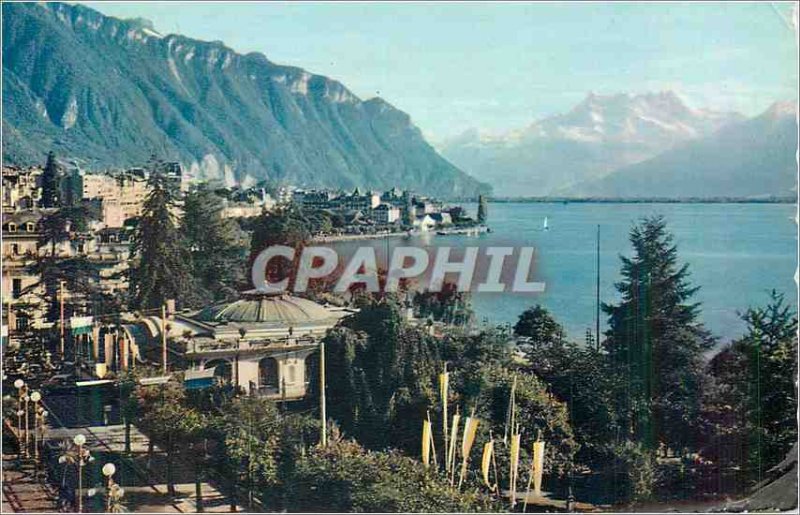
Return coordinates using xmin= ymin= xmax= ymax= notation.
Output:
xmin=2 ymin=2 xmax=488 ymax=197
xmin=441 ymin=92 xmax=797 ymax=198
xmin=566 ymin=101 xmax=798 ymax=198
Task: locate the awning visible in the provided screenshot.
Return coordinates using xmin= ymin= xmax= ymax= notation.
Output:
xmin=70 ymin=316 xmax=93 ymax=336
xmin=184 ymin=368 xmax=216 ymax=390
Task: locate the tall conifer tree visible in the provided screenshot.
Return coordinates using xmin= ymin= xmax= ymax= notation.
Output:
xmin=40 ymin=151 xmax=61 ymax=208
xmin=477 ymin=194 xmax=488 ymax=224
xmin=603 ymin=216 xmax=713 ymax=452
xmin=182 ymin=185 xmax=246 ymax=302
xmin=129 ymin=175 xmax=195 ymax=309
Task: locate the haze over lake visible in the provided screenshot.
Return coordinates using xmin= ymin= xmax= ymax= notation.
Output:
xmin=334 ymin=202 xmax=797 ymax=344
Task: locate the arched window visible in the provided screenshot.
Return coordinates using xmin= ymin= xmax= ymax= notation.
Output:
xmin=259 ymin=357 xmax=279 ymax=389
xmin=205 ymin=359 xmax=232 ymax=383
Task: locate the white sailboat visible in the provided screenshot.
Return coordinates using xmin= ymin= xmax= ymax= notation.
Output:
xmin=543 ymin=216 xmax=549 ymax=231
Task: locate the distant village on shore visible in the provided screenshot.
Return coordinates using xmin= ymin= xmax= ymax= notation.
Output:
xmin=2 ymin=154 xmax=488 ymax=344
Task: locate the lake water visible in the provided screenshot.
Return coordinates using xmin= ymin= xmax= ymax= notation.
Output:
xmin=332 ymin=202 xmax=797 ymax=344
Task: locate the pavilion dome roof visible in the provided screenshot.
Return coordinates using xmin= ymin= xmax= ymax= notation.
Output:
xmin=196 ymin=290 xmax=336 ymax=326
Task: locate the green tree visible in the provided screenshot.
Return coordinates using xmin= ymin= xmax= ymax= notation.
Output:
xmin=248 ymin=206 xmax=310 ymax=289
xmin=513 ymin=305 xmax=565 ymax=348
xmin=457 ymin=364 xmax=578 ymax=478
xmin=179 ymin=409 xmax=210 ymax=512
xmin=40 ymin=151 xmax=62 ymax=208
xmin=38 ymin=204 xmax=98 ymax=255
xmin=209 ymin=396 xmax=283 ymax=510
xmin=413 ymin=283 xmax=474 ymax=326
xmin=524 ymin=340 xmax=620 ymax=467
xmin=129 ymin=175 xmax=197 ymax=310
xmin=138 ymin=382 xmax=188 ymax=497
xmin=283 ymin=430 xmax=499 ymax=512
xmin=603 ymin=216 xmax=713 ymax=453
xmin=316 ymin=299 xmax=440 ymax=452
xmin=181 ymin=185 xmax=247 ymax=303
xmin=477 ymin=194 xmax=488 ymax=224
xmin=701 ymin=290 xmax=797 ymax=482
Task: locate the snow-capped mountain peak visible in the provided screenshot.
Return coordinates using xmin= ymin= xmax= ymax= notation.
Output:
xmin=523 ymin=91 xmax=742 ymax=146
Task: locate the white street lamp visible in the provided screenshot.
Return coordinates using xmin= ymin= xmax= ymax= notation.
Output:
xmin=23 ymin=394 xmax=30 ymax=454
xmin=30 ymin=391 xmax=42 ymax=462
xmin=14 ymin=380 xmax=27 ymax=456
xmin=73 ymin=433 xmax=88 ymax=512
xmin=102 ymin=463 xmax=116 ymax=477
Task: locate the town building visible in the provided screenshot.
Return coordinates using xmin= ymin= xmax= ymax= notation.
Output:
xmin=2 ymin=211 xmax=132 ymax=346
xmin=132 ymin=290 xmax=355 ymax=399
xmin=2 ymin=212 xmax=46 ymax=342
xmin=371 ymin=203 xmax=401 ymax=224
xmin=2 ymin=166 xmax=43 ymax=213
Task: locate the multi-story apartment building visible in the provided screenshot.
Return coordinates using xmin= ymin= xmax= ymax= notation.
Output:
xmin=2 ymin=211 xmax=133 ymax=347
xmin=64 ymin=168 xmax=152 ymax=227
xmin=2 ymin=166 xmax=43 ymax=213
xmin=371 ymin=203 xmax=401 ymax=224
xmin=2 ymin=212 xmax=47 ymax=343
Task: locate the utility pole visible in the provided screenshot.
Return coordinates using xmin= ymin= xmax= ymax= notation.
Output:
xmin=161 ymin=304 xmax=167 ymax=374
xmin=59 ymin=280 xmax=65 ymax=357
xmin=595 ymin=224 xmax=601 ymax=351
xmin=320 ymin=339 xmax=327 ymax=447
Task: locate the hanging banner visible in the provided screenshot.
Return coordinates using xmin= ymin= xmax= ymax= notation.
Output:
xmin=481 ymin=440 xmax=494 ymax=489
xmin=95 ymin=363 xmax=107 ymax=379
xmin=422 ymin=419 xmax=432 ymax=467
xmin=458 ymin=416 xmax=480 ymax=487
xmin=448 ymin=413 xmax=460 ymax=474
xmin=509 ymin=433 xmax=522 ymax=502
xmin=532 ymin=440 xmax=546 ymax=496
xmin=70 ymin=316 xmax=93 ymax=336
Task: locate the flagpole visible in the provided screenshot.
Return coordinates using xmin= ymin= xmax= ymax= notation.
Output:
xmin=59 ymin=280 xmax=65 ymax=358
xmin=491 ymin=432 xmax=500 ymax=495
xmin=596 ymin=224 xmax=600 ymax=351
xmin=442 ymin=363 xmax=448 ymax=472
xmin=426 ymin=411 xmax=438 ymax=469
xmin=320 ymin=339 xmax=327 ymax=447
xmin=161 ymin=304 xmax=167 ymax=374
xmin=522 ymin=463 xmax=534 ymax=512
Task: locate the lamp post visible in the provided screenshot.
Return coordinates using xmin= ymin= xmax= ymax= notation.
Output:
xmin=101 ymin=463 xmax=125 ymax=512
xmin=30 ymin=391 xmax=42 ymax=462
xmin=23 ymin=393 xmax=30 ymax=456
xmin=73 ymin=433 xmax=92 ymax=513
xmin=35 ymin=407 xmax=48 ymax=479
xmin=14 ymin=379 xmax=26 ymax=457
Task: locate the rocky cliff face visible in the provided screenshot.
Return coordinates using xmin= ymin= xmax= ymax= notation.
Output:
xmin=2 ymin=2 xmax=488 ymax=197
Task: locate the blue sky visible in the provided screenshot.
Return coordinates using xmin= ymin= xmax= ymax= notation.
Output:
xmin=87 ymin=2 xmax=798 ymax=141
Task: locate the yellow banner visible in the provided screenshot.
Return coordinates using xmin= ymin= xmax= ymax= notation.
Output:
xmin=95 ymin=363 xmax=107 ymax=379
xmin=439 ymin=372 xmax=449 ymax=406
xmin=448 ymin=414 xmax=460 ymax=473
xmin=509 ymin=433 xmax=521 ymax=499
xmin=461 ymin=417 xmax=479 ymax=457
xmin=532 ymin=441 xmax=545 ymax=496
xmin=422 ymin=420 xmax=432 ymax=467
xmin=458 ymin=417 xmax=480 ymax=487
xmin=481 ymin=440 xmax=494 ymax=489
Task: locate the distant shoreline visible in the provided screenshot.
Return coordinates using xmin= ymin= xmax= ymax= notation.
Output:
xmin=450 ymin=196 xmax=797 ymax=204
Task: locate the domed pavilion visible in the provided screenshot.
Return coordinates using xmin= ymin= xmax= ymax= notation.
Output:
xmin=154 ymin=290 xmax=354 ymax=399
